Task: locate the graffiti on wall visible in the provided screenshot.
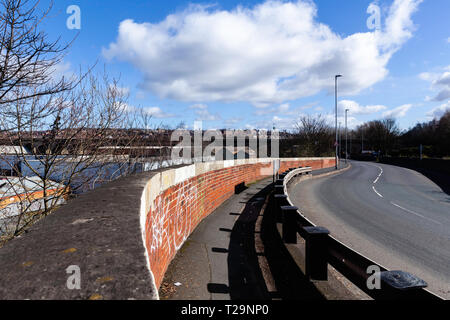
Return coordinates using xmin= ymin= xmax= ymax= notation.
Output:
xmin=142 ymin=159 xmax=334 ymax=288
xmin=147 ymin=183 xmax=199 ymax=259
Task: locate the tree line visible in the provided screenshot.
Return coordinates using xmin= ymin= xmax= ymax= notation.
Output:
xmin=286 ymin=111 xmax=450 ymax=159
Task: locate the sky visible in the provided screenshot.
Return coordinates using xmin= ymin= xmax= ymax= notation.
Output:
xmin=40 ymin=0 xmax=450 ymax=131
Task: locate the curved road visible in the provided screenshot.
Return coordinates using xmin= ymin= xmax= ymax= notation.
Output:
xmin=290 ymin=161 xmax=450 ymax=299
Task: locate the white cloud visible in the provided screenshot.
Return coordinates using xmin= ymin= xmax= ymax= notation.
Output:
xmin=432 ymin=72 xmax=450 ymax=101
xmin=338 ymin=100 xmax=387 ymax=115
xmin=434 ymin=72 xmax=450 ymax=86
xmin=51 ymin=61 xmax=75 ymax=82
xmin=419 ymin=67 xmax=450 ymax=101
xmin=144 ymin=107 xmax=176 ymax=118
xmin=382 ymin=104 xmax=412 ymax=118
xmin=190 ymin=104 xmax=221 ymax=121
xmin=254 ymin=102 xmax=316 ymax=116
xmin=109 ymin=85 xmax=130 ymax=96
xmin=272 ymin=116 xmax=297 ymax=130
xmin=224 ymin=117 xmax=242 ymax=127
xmin=245 ymin=115 xmax=296 ymax=130
xmin=114 ymin=102 xmax=175 ymax=118
xmin=103 ymin=0 xmax=422 ymax=107
xmin=195 ymin=109 xmax=221 ymax=121
xmin=433 ymin=89 xmax=450 ymax=101
xmin=136 ymin=91 xmax=147 ymax=100
xmin=248 ymin=110 xmax=362 ymax=130
xmin=447 ymin=37 xmax=450 ymax=43
xmin=189 ymin=103 xmax=208 ymax=110
xmin=255 ymin=103 xmax=290 ymax=115
xmin=426 ymin=101 xmax=450 ymax=119
xmin=418 ymin=72 xmax=435 ymax=81
xmin=115 ymin=102 xmax=135 ymax=113
xmin=322 ymin=113 xmax=362 ymax=130
xmin=278 ymin=103 xmax=290 ymax=113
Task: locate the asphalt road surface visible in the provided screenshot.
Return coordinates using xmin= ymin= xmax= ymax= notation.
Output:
xmin=290 ymin=160 xmax=450 ymax=299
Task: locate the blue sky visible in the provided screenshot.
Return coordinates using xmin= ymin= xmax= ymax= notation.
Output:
xmin=41 ymin=0 xmax=450 ymax=131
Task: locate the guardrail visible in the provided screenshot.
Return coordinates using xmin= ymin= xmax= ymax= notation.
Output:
xmin=273 ymin=166 xmax=443 ymax=300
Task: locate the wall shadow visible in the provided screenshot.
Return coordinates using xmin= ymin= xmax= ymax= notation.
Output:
xmin=260 ymin=193 xmax=326 ymax=300
xmin=226 ymin=183 xmax=325 ymax=300
xmin=227 ymin=185 xmax=272 ymax=300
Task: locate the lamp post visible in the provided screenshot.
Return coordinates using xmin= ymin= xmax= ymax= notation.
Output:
xmin=350 ymin=130 xmax=352 ymax=159
xmin=335 ymin=75 xmax=342 ymax=170
xmin=339 ymin=122 xmax=341 ymax=159
xmin=345 ymin=109 xmax=349 ymax=164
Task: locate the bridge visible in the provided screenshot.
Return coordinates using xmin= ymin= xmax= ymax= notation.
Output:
xmin=0 ymin=157 xmax=446 ymax=300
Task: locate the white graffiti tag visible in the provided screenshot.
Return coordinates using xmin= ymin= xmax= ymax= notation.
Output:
xmin=173 ymin=186 xmax=197 ymax=250
xmin=149 ymin=195 xmax=170 ymax=256
xmin=148 ymin=184 xmax=198 ymax=258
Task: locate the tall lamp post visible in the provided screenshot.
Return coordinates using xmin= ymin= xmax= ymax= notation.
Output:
xmin=350 ymin=130 xmax=352 ymax=159
xmin=335 ymin=75 xmax=342 ymax=170
xmin=339 ymin=122 xmax=341 ymax=158
xmin=345 ymin=109 xmax=349 ymax=164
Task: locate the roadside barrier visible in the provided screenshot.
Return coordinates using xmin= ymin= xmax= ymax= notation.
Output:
xmin=275 ymin=167 xmax=442 ymax=300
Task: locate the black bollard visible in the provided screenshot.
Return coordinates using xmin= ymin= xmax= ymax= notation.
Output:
xmin=281 ymin=206 xmax=299 ymax=244
xmin=274 ymin=185 xmax=284 ymax=195
xmin=274 ymin=194 xmax=288 ymax=223
xmin=304 ymin=226 xmax=330 ymax=281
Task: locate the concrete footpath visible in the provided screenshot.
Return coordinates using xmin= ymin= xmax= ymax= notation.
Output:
xmin=159 ymin=162 xmax=356 ymax=300
xmin=159 ymin=177 xmax=273 ymax=300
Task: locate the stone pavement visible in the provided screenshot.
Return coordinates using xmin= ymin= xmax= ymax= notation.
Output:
xmin=0 ymin=171 xmax=160 ymax=300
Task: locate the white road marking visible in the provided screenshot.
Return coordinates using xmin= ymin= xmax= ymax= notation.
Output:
xmin=373 ymin=166 xmax=383 ymax=184
xmin=366 ymin=163 xmax=442 ymax=225
xmin=390 ymin=202 xmax=442 ymax=226
xmin=372 ymin=186 xmax=384 ymax=198
xmin=370 ymin=164 xmax=384 ymax=197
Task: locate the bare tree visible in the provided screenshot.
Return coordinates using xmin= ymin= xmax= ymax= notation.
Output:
xmin=0 ymin=0 xmax=158 ymax=244
xmin=355 ymin=118 xmax=400 ymax=156
xmin=0 ymin=72 xmax=135 ymax=240
xmin=0 ymin=0 xmax=76 ymax=124
xmin=292 ymin=114 xmax=334 ymax=157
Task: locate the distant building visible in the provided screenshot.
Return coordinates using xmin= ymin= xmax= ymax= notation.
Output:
xmin=0 ymin=146 xmax=29 ymax=155
xmin=0 ymin=145 xmax=29 ymax=176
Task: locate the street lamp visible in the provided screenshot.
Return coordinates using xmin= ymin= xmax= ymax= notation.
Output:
xmin=345 ymin=109 xmax=349 ymax=164
xmin=339 ymin=122 xmax=341 ymax=160
xmin=335 ymin=75 xmax=342 ymax=170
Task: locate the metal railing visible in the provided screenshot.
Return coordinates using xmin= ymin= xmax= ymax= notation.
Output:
xmin=273 ymin=166 xmax=443 ymax=300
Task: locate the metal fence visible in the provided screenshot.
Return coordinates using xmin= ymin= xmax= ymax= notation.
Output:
xmin=273 ymin=166 xmax=443 ymax=300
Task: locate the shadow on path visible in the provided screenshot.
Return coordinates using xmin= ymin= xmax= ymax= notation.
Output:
xmin=260 ymin=193 xmax=326 ymax=300
xmin=225 ymin=183 xmax=326 ymax=300
xmin=227 ymin=185 xmax=270 ymax=300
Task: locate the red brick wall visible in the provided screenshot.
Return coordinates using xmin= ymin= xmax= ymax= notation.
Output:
xmin=143 ymin=158 xmax=335 ymax=289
